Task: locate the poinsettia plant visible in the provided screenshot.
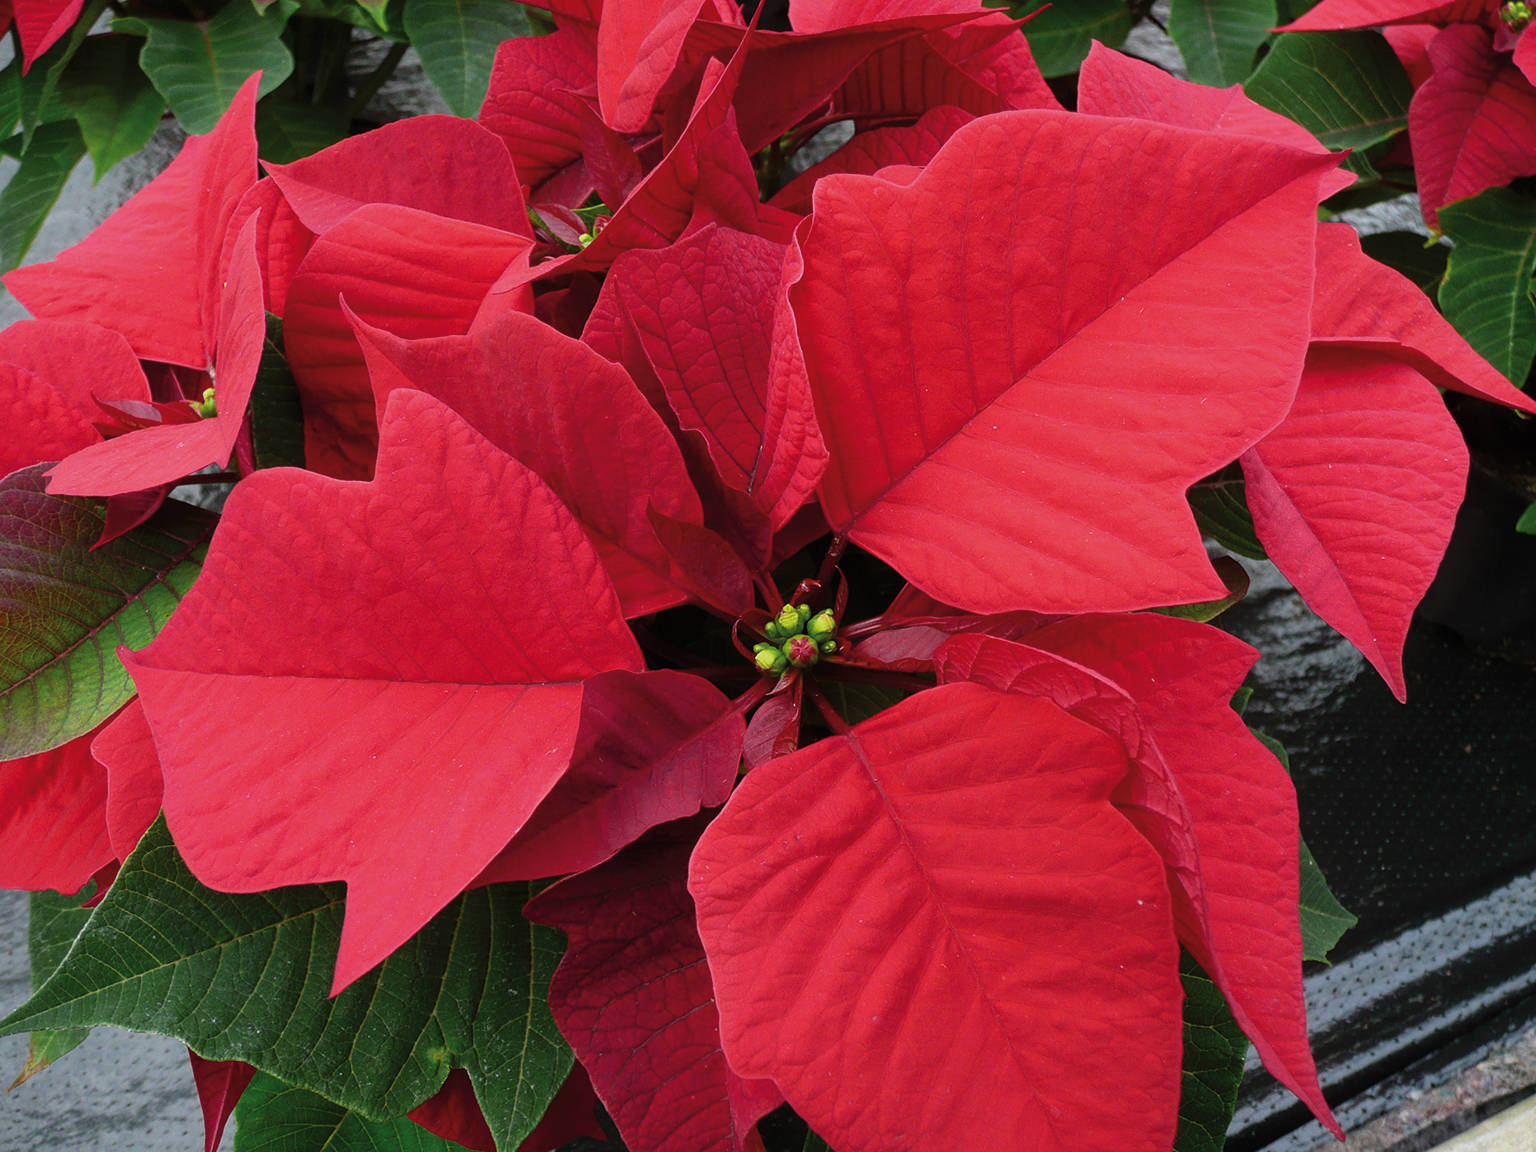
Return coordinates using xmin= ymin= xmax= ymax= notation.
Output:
xmin=3 ymin=2 xmax=1536 ymax=1151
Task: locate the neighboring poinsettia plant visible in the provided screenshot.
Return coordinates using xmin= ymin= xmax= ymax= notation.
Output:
xmin=3 ymin=2 xmax=1535 ymax=1150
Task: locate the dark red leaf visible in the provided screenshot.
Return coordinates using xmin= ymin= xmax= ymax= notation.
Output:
xmin=187 ymin=1051 xmax=256 ymax=1152
xmin=515 ymin=1064 xmax=609 ymax=1152
xmin=96 ymin=485 xmax=175 ymax=548
xmin=647 ymin=504 xmax=756 ymax=613
xmin=408 ymin=1068 xmax=497 ymax=1152
xmin=741 ymin=673 xmax=801 ymax=767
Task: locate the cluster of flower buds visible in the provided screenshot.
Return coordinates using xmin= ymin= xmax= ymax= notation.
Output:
xmin=753 ymin=604 xmax=838 ymax=674
xmin=1502 ymin=1 xmax=1532 ymax=29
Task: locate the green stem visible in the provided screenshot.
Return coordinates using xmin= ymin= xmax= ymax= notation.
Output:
xmin=345 ymin=39 xmax=408 ymax=119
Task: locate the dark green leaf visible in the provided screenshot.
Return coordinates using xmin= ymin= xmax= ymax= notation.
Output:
xmin=1244 ymin=31 xmax=1411 ymax=156
xmin=1359 ymin=231 xmax=1450 ymax=295
xmin=113 ymin=0 xmax=296 ymax=134
xmin=1230 ymin=686 xmax=1253 ymax=715
xmin=1010 ymin=0 xmax=1132 ymax=78
xmin=1272 ymin=0 xmax=1319 ymax=19
xmin=1188 ymin=472 xmax=1267 ymax=561
xmin=0 ymin=817 xmax=573 ymax=1151
xmin=58 ymin=34 xmax=167 ymax=181
xmin=12 ymin=30 xmax=79 ymax=151
xmin=1168 ymin=0 xmax=1276 ymax=87
xmin=803 ymin=1131 xmax=834 ymax=1152
xmin=9 ymin=885 xmax=97 ymax=1088
xmin=233 ymin=1071 xmax=471 ymax=1152
xmin=1517 ymin=503 xmax=1536 ymax=535
xmin=255 ymin=101 xmax=347 ymax=164
xmin=818 ymin=681 xmax=905 ymax=725
xmin=402 ymin=0 xmax=532 ymax=117
xmin=0 ymin=465 xmax=216 ymax=759
xmin=249 ymin=314 xmax=307 ymax=469
xmin=0 ymin=119 xmax=87 ymax=270
xmin=35 ymin=0 xmax=112 ymax=126
xmin=1438 ymin=187 xmax=1536 ymax=388
xmin=1174 ymin=950 xmax=1249 ymax=1152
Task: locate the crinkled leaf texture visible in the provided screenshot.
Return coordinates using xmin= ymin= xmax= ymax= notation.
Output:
xmin=691 ymin=682 xmax=1183 ymax=1152
xmin=0 ymin=817 xmax=574 ymax=1152
xmin=123 ymin=389 xmax=642 ymax=993
xmin=0 ymin=464 xmax=215 ymax=760
xmin=527 ymin=824 xmax=783 ymax=1152
xmin=790 ymin=109 xmax=1335 ymax=614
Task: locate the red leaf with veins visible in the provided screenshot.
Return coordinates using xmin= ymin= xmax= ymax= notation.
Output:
xmin=283 ymin=204 xmax=534 ymax=480
xmin=47 ymin=214 xmax=266 ymax=498
xmin=266 ymin=116 xmax=532 ymax=238
xmin=646 ymin=504 xmax=755 ymax=613
xmin=690 ymin=683 xmax=1182 ymax=1152
xmin=791 ymin=111 xmax=1334 ymax=614
xmin=350 ymin=306 xmax=701 ymax=617
xmin=479 ymin=25 xmax=599 ymax=204
xmin=473 ymin=669 xmax=743 ymax=883
xmin=92 ymin=698 xmax=163 ymax=862
xmin=1410 ymin=26 xmax=1536 ymax=226
xmin=770 ymin=105 xmax=973 ymax=213
xmin=1243 ymin=348 xmax=1467 ymax=701
xmin=950 ymin=614 xmax=1338 ymax=1136
xmin=1311 ymin=223 xmax=1536 ymax=406
xmin=123 ymin=390 xmax=643 ymax=993
xmin=0 ymin=320 xmax=152 ymax=417
xmin=187 ymin=1051 xmax=256 ymax=1152
xmin=1278 ymin=0 xmax=1499 ymax=30
xmin=220 ymin=179 xmax=313 ymax=318
xmin=0 ymin=720 xmax=114 ymax=893
xmin=526 ymin=827 xmax=782 ymax=1152
xmin=597 ymin=0 xmax=707 ymax=132
xmin=606 ymin=224 xmax=827 ymax=530
xmin=742 ymin=674 xmax=801 ymax=768
xmin=1076 ymin=44 xmax=1355 ymax=197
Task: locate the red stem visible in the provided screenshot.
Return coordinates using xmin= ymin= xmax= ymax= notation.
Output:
xmin=804 ymin=679 xmax=850 ymax=735
xmin=816 ymin=534 xmax=847 ymax=586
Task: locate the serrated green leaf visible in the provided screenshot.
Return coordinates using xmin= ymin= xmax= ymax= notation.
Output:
xmin=401 ymin=0 xmax=532 ymax=116
xmin=1188 ymin=471 xmax=1267 ymax=561
xmin=1244 ymin=31 xmax=1411 ymax=156
xmin=0 ymin=465 xmax=216 ymax=759
xmin=57 ymin=34 xmax=167 ymax=181
xmin=0 ymin=817 xmax=572 ymax=1151
xmin=1438 ymin=187 xmax=1536 ymax=388
xmin=818 ymin=681 xmax=905 ymax=725
xmin=10 ymin=885 xmax=97 ymax=1088
xmin=249 ymin=314 xmax=307 ymax=469
xmin=1168 ymin=0 xmax=1276 ymax=87
xmin=1009 ymin=0 xmax=1132 ymax=78
xmin=1359 ymin=230 xmax=1449 ymax=296
xmin=1173 ymin=950 xmax=1249 ymax=1152
xmin=254 ymin=101 xmax=347 ymax=163
xmin=0 ymin=119 xmax=86 ymax=270
xmin=113 ymin=0 xmax=296 ymax=134
xmin=233 ymin=1071 xmax=472 ymax=1152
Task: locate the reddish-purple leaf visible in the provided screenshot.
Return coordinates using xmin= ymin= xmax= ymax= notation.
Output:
xmin=473 ymin=669 xmax=743 ymax=883
xmin=91 ymin=698 xmax=162 ymax=862
xmin=525 ymin=828 xmax=781 ymax=1152
xmin=691 ymin=682 xmax=1182 ymax=1152
xmin=188 ymin=1051 xmax=256 ymax=1152
xmin=647 ymin=504 xmax=755 ymax=613
xmin=1243 ymin=347 xmax=1467 ymax=701
xmin=408 ymin=1068 xmax=496 ymax=1152
xmin=513 ymin=1064 xmax=610 ymax=1152
xmin=791 ymin=111 xmax=1334 ymax=614
xmin=351 ymin=306 xmax=701 ymax=616
xmin=741 ymin=673 xmax=801 ymax=768
xmin=283 ymin=204 xmax=534 ymax=480
xmin=123 ymin=390 xmax=643 ymax=992
xmin=0 ymin=720 xmax=114 ymax=892
xmin=1410 ymin=25 xmax=1536 ymax=225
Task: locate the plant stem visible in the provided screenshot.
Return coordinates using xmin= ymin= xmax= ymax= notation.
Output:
xmin=346 ymin=39 xmax=408 ymax=120
xmin=804 ymin=679 xmax=850 ymax=735
xmin=815 ymin=534 xmax=847 ymax=586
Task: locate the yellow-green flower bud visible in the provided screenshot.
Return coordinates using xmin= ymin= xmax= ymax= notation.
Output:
xmin=1502 ymin=0 xmax=1532 ymax=28
xmin=755 ymin=646 xmax=789 ymax=675
xmin=775 ymin=604 xmax=803 ymax=636
xmin=806 ymin=609 xmax=837 ymax=643
xmin=796 ymin=603 xmax=812 ymax=624
xmin=763 ymin=619 xmax=785 ymax=641
xmin=783 ymin=635 xmax=819 ymax=668
xmin=195 ymin=387 xmax=217 ymax=419
xmin=820 ymin=639 xmax=838 ymax=655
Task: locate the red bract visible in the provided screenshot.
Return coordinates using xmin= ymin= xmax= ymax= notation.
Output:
xmin=91 ymin=699 xmax=163 ymax=862
xmin=788 ymin=109 xmax=1334 ymax=614
xmin=0 ymin=719 xmax=113 ymax=892
xmin=187 ymin=1052 xmax=256 ymax=1152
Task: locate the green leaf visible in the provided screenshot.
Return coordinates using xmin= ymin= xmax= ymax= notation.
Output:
xmin=401 ymin=0 xmax=532 ymax=117
xmin=818 ymin=681 xmax=905 ymax=725
xmin=112 ymin=0 xmax=296 ymax=134
xmin=1168 ymin=0 xmax=1277 ymax=87
xmin=233 ymin=1071 xmax=472 ymax=1152
xmin=249 ymin=314 xmax=308 ymax=469
xmin=1438 ymin=187 xmax=1536 ymax=388
xmin=1173 ymin=950 xmax=1249 ymax=1152
xmin=12 ymin=30 xmax=79 ymax=151
xmin=35 ymin=0 xmax=112 ymax=125
xmin=0 ymin=465 xmax=216 ymax=759
xmin=1298 ymin=838 xmax=1356 ymax=963
xmin=1244 ymin=31 xmax=1411 ymax=155
xmin=0 ymin=119 xmax=87 ymax=270
xmin=1188 ymin=471 xmax=1267 ymax=561
xmin=0 ymin=817 xmax=573 ymax=1151
xmin=58 ymin=34 xmax=167 ymax=181
xmin=9 ymin=885 xmax=97 ymax=1089
xmin=1517 ymin=503 xmax=1536 ymax=535
xmin=254 ymin=101 xmax=347 ymax=163
xmin=1359 ymin=231 xmax=1449 ymax=296
xmin=1010 ymin=0 xmax=1132 ymax=78
xmin=803 ymin=1131 xmax=834 ymax=1152
xmin=1150 ymin=555 xmax=1249 ymax=623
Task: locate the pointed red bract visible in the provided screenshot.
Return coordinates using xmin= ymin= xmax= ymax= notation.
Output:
xmin=188 ymin=1051 xmax=256 ymax=1152
xmin=91 ymin=699 xmax=163 ymax=862
xmin=351 ymin=306 xmax=702 ymax=616
xmin=480 ymin=25 xmax=599 ymax=206
xmin=598 ymin=0 xmax=706 ymax=132
xmin=691 ymin=683 xmax=1182 ymax=1152
xmin=474 ymin=669 xmax=743 ymax=883
xmin=1278 ymin=0 xmax=1499 ymax=29
xmin=0 ymin=720 xmax=114 ymax=893
xmin=791 ymin=110 xmax=1333 ymax=614
xmin=514 ymin=1065 xmax=609 ymax=1152
xmin=283 ymin=204 xmax=534 ymax=479
xmin=124 ymin=390 xmax=643 ymax=992
xmin=408 ymin=1068 xmax=496 ymax=1152
xmin=1243 ymin=348 xmax=1467 ymax=701
xmin=526 ymin=827 xmax=783 ymax=1152
xmin=14 ymin=0 xmax=83 ymax=66
xmin=1410 ymin=25 xmax=1536 ymax=225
